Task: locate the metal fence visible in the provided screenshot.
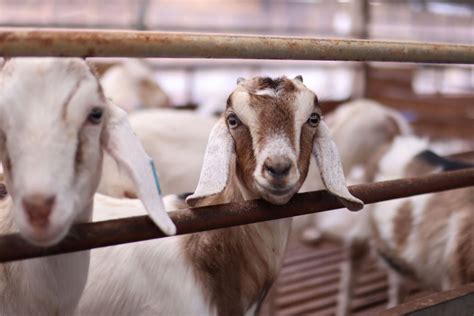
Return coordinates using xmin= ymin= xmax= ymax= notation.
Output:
xmin=1 ymin=29 xmax=474 ymax=63
xmin=0 ymin=29 xmax=473 ymax=263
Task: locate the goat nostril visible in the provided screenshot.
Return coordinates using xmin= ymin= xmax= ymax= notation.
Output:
xmin=264 ymin=160 xmax=292 ymax=178
xmin=22 ymin=194 xmax=56 ymax=227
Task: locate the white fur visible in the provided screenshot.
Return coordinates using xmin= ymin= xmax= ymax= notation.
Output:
xmin=376 ymin=136 xmax=430 ymax=182
xmin=98 ymin=109 xmax=218 ymax=196
xmin=254 ymin=134 xmax=300 ymax=189
xmin=100 ymin=59 xmax=171 ymax=112
xmin=0 ymin=58 xmax=174 ymax=314
xmin=0 ymin=58 xmax=102 ymax=314
xmin=370 ymin=136 xmax=473 ymax=308
xmin=254 ymin=88 xmax=277 ymax=97
xmin=81 ymin=77 xmax=358 ymax=315
xmin=80 ymin=194 xmax=212 ymax=315
xmin=296 ymin=101 xmax=414 ymax=316
xmin=80 ymin=194 xmax=290 ymax=315
xmin=293 ymin=87 xmax=318 ymax=157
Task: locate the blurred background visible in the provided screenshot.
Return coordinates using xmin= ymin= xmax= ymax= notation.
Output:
xmin=1 ymin=0 xmax=472 ymax=143
xmin=1 ymin=1 xmax=472 ymax=314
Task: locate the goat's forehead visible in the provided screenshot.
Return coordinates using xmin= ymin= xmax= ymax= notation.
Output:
xmin=4 ymin=58 xmax=92 ymax=80
xmin=1 ymin=58 xmax=103 ymax=116
xmin=229 ymin=79 xmax=317 ymax=128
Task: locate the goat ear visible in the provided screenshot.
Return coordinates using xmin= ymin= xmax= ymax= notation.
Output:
xmin=312 ymin=121 xmax=363 ymax=211
xmin=236 ymin=77 xmax=246 ymax=85
xmin=186 ymin=118 xmax=234 ymax=207
xmin=294 ymin=75 xmax=303 ymax=82
xmin=102 ymin=101 xmax=176 ymax=235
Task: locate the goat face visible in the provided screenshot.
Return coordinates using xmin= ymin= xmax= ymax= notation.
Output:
xmin=187 ymin=76 xmax=363 ymax=210
xmin=226 ymin=76 xmax=320 ymax=204
xmin=0 ymin=58 xmax=174 ymax=246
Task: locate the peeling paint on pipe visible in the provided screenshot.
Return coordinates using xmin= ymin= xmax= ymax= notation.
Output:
xmin=0 ymin=29 xmax=473 ymax=63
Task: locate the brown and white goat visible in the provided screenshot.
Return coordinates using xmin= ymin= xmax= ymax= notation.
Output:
xmin=0 ymin=58 xmax=174 ymax=315
xmin=369 ymin=136 xmax=474 ymax=307
xmin=79 ymin=76 xmax=363 ymax=315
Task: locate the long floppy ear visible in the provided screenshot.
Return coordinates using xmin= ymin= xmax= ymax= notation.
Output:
xmin=186 ymin=118 xmax=234 ymax=207
xmin=102 ymin=102 xmax=176 ymax=235
xmin=312 ymin=121 xmax=364 ymax=211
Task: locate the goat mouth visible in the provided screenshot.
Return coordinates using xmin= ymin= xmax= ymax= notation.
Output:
xmin=20 ymin=224 xmax=69 ymax=247
xmin=256 ymin=182 xmax=295 ymax=196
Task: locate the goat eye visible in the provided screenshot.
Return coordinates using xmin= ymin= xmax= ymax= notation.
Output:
xmin=227 ymin=113 xmax=241 ymax=129
xmin=88 ymin=107 xmax=103 ymax=124
xmin=307 ymin=113 xmax=321 ymax=127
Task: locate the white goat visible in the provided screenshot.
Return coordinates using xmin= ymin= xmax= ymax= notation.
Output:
xmin=98 ymin=109 xmax=218 ymax=196
xmin=298 ymin=99 xmax=412 ymax=240
xmin=100 ymin=59 xmax=171 ymax=112
xmin=293 ymin=100 xmax=413 ymax=316
xmin=369 ymin=136 xmax=474 ymax=307
xmin=79 ymin=76 xmax=363 ymax=315
xmin=0 ymin=58 xmax=175 ymax=315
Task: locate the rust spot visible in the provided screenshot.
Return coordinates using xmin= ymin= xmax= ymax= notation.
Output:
xmin=0 ymin=32 xmax=13 ymax=42
xmin=84 ymin=48 xmax=96 ymax=57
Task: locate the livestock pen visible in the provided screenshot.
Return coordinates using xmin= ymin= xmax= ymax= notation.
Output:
xmin=0 ymin=27 xmax=473 ymax=315
xmin=0 ymin=1 xmax=474 ymax=315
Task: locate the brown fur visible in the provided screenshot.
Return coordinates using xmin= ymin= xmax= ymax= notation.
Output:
xmin=74 ymin=134 xmax=84 ymax=176
xmin=232 ymin=125 xmax=257 ymax=194
xmin=370 ymin=215 xmax=417 ymax=279
xmin=418 ymin=188 xmax=474 ymax=288
xmin=60 ymin=75 xmax=85 ymax=121
xmin=241 ymin=77 xmax=296 ymax=95
xmin=184 ymin=178 xmax=276 ymax=316
xmin=456 ymin=207 xmax=474 ymax=284
xmin=393 ymin=200 xmax=413 ymax=251
xmin=227 ymin=77 xmax=317 ymax=191
xmin=184 ymin=77 xmax=315 ymax=315
xmin=4 ymin=151 xmax=12 ymax=176
xmin=252 ymin=94 xmax=296 ymax=149
xmin=123 ymin=191 xmax=137 ymax=199
xmin=183 ymin=225 xmax=274 ymax=316
xmin=297 ymin=124 xmax=316 ymax=188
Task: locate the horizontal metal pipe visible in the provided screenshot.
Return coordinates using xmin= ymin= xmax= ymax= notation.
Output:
xmin=0 ymin=29 xmax=473 ymax=63
xmin=0 ymin=168 xmax=473 ymax=263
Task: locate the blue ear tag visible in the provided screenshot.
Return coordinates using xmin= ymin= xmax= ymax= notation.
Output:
xmin=149 ymin=160 xmax=162 ymax=195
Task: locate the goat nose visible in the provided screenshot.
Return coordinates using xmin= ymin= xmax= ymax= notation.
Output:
xmin=22 ymin=194 xmax=56 ymax=228
xmin=263 ymin=157 xmax=292 ymax=179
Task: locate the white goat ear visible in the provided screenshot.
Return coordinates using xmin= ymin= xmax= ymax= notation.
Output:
xmin=312 ymin=121 xmax=364 ymax=211
xmin=102 ymin=102 xmax=176 ymax=235
xmin=186 ymin=118 xmax=234 ymax=207
xmin=236 ymin=77 xmax=246 ymax=85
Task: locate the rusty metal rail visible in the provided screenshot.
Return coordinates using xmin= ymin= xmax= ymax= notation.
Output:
xmin=0 ymin=168 xmax=472 ymax=263
xmin=381 ymin=283 xmax=474 ymax=316
xmin=0 ymin=29 xmax=473 ymax=63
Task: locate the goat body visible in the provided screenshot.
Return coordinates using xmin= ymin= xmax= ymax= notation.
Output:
xmin=80 ymin=76 xmax=362 ymax=315
xmin=369 ymin=136 xmax=474 ymax=305
xmin=80 ymin=194 xmax=289 ymax=315
xmin=100 ymin=59 xmax=171 ymax=112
